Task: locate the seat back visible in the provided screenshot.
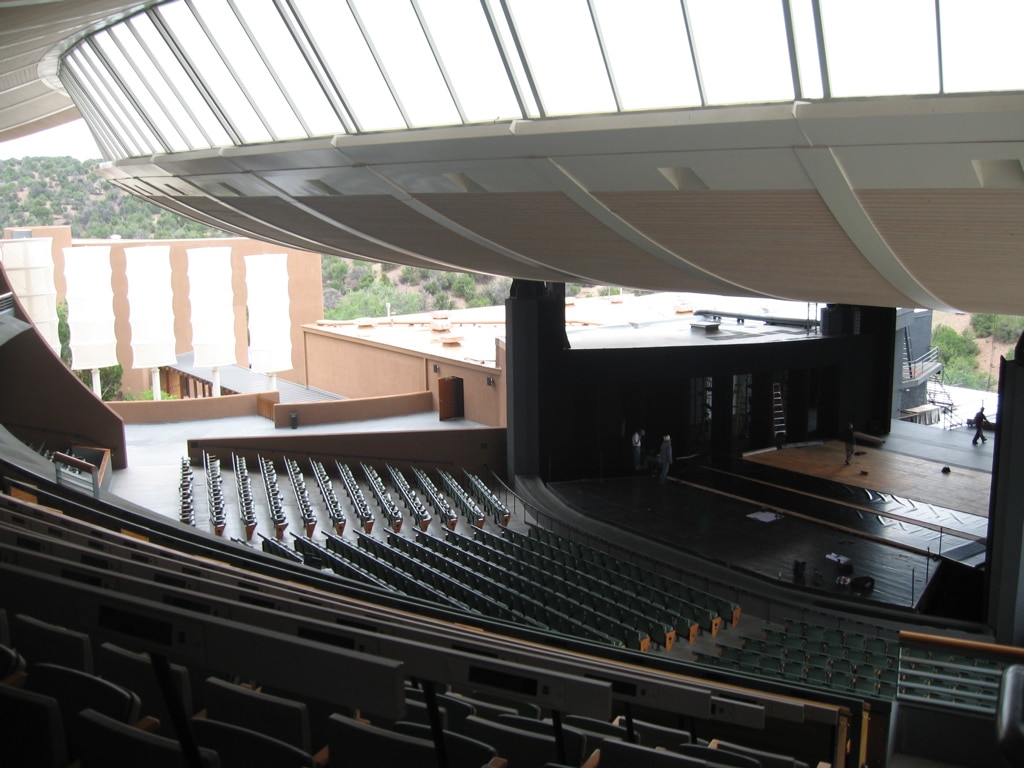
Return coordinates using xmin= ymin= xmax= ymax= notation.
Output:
xmin=190 ymin=716 xmax=314 ymax=768
xmin=14 ymin=613 xmax=93 ymax=672
xmin=599 ymin=738 xmax=707 ymax=768
xmin=328 ymin=712 xmax=438 ymax=767
xmin=462 ymin=714 xmax=565 ymax=768
xmin=0 ymin=682 xmax=68 ymax=768
xmin=711 ymin=739 xmax=804 ymax=768
xmin=405 ymin=687 xmax=476 ymax=731
xmin=24 ymin=662 xmax=141 ymax=760
xmin=97 ymin=642 xmax=193 ymax=736
xmin=676 ymin=743 xmax=763 ymax=768
xmin=202 ymin=676 xmax=311 ymax=752
xmin=78 ymin=708 xmax=220 ymax=768
xmin=496 ymin=713 xmax=590 ymax=765
xmin=616 ymin=716 xmax=692 ymax=748
xmin=392 ymin=720 xmax=498 ymax=768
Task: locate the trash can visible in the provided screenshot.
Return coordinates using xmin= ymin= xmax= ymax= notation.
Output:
xmin=289 ymin=412 xmax=298 ymax=429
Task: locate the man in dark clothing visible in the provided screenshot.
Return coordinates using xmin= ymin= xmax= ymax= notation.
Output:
xmin=658 ymin=435 xmax=673 ymax=483
xmin=842 ymin=422 xmax=855 ymax=465
xmin=972 ymin=406 xmax=989 ymax=445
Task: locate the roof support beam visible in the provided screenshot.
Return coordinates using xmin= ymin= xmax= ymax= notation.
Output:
xmin=794 ymin=146 xmax=955 ymax=311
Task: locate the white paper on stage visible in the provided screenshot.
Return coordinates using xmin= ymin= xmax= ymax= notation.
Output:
xmin=245 ymin=253 xmax=292 ymax=373
xmin=0 ymin=238 xmax=60 ymax=353
xmin=63 ymin=244 xmax=118 ymax=369
xmin=125 ymin=245 xmax=178 ymax=369
xmin=187 ymin=246 xmax=237 ymax=368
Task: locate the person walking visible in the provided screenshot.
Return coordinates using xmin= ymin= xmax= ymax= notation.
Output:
xmin=842 ymin=422 xmax=855 ymax=465
xmin=631 ymin=428 xmax=645 ymax=470
xmin=658 ymin=434 xmax=673 ymax=484
xmin=972 ymin=406 xmax=990 ymax=445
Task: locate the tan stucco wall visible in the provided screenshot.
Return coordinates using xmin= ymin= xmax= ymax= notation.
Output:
xmin=272 ymin=391 xmax=433 ymax=428
xmin=303 ymin=326 xmax=505 ymax=427
xmin=109 ymin=392 xmax=271 ymax=424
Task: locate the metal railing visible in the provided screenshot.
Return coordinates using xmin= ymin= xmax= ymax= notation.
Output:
xmin=902 ymin=347 xmax=942 ymax=385
xmin=0 ymin=291 xmax=14 ymax=316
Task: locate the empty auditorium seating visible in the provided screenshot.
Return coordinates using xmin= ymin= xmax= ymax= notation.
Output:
xmin=77 ymin=707 xmax=220 ymax=768
xmin=13 ymin=613 xmax=94 ymax=672
xmin=328 ymin=712 xmax=501 ymax=768
xmin=201 ymin=676 xmax=317 ymax=756
xmin=189 ymin=716 xmax=316 ymax=767
xmin=23 ymin=662 xmax=141 ymax=761
xmin=0 ymin=682 xmax=69 ymax=768
xmin=97 ymin=642 xmax=194 ymax=736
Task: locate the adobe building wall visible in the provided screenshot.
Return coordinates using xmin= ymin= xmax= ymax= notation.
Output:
xmin=303 ymin=326 xmax=505 ymax=427
xmin=5 ymin=227 xmax=323 ymax=397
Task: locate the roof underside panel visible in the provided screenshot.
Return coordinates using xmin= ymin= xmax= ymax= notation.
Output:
xmin=599 ymin=191 xmax=912 ymax=307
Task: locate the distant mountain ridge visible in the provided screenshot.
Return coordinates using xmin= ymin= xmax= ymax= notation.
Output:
xmin=0 ymin=156 xmax=227 ymax=240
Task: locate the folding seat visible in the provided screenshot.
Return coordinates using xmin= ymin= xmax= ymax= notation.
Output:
xmin=675 ymin=742 xmax=762 ymax=767
xmin=202 ymin=676 xmax=314 ymax=753
xmin=610 ymin=720 xmax=692 ymax=749
xmin=495 ymin=713 xmax=590 ymax=765
xmin=391 ymin=721 xmax=500 ymax=768
xmin=24 ymin=662 xmax=141 ymax=761
xmin=710 ymin=738 xmax=811 ymax=768
xmin=189 ymin=716 xmax=316 ymax=767
xmin=14 ymin=613 xmax=93 ymax=672
xmin=462 ymin=714 xmax=569 ymax=768
xmin=77 ymin=708 xmax=219 ymax=768
xmin=0 ymin=681 xmax=68 ymax=768
xmin=97 ymin=642 xmax=194 ymax=736
xmin=598 ymin=738 xmax=705 ymax=767
xmin=328 ymin=712 xmax=498 ymax=768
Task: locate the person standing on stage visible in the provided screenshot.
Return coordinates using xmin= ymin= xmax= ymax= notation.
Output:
xmin=658 ymin=434 xmax=673 ymax=484
xmin=842 ymin=422 xmax=855 ymax=465
xmin=972 ymin=406 xmax=990 ymax=445
xmin=632 ymin=428 xmax=645 ymax=470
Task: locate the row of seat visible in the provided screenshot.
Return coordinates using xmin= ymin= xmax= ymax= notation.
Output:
xmin=524 ymin=526 xmax=742 ymax=627
xmin=0 ymin=475 xmax=839 ymax=768
xmin=202 ymin=451 xmax=227 ymax=535
xmin=412 ymin=466 xmax=459 ymax=530
xmin=310 ymin=458 xmax=346 ymax=535
xmin=178 ymin=457 xmax=195 ymax=526
xmin=285 ymin=457 xmax=319 ymax=537
xmin=232 ymin=453 xmax=258 ymax=540
xmin=387 ymin=464 xmax=432 ymax=532
xmin=494 ymin=527 xmax=721 ymax=642
xmin=897 ymin=645 xmax=1004 ymax=714
xmin=362 ymin=462 xmax=404 ymax=533
xmin=335 ymin=460 xmax=376 ymax=533
xmin=437 ymin=468 xmax=486 ymax=528
xmin=462 ymin=469 xmax=511 ymax=526
xmin=257 ymin=454 xmax=289 ymax=537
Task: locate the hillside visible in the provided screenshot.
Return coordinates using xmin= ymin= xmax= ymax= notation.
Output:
xmin=932 ymin=310 xmax=1020 ymax=392
xmin=0 ymin=156 xmax=227 ymax=239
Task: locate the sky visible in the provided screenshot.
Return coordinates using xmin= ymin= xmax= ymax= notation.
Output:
xmin=0 ymin=119 xmax=102 ymax=161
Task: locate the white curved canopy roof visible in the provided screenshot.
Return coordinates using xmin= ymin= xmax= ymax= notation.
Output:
xmin=1 ymin=1 xmax=1023 ymax=313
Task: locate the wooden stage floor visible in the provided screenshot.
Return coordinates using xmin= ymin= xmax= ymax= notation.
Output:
xmin=549 ymin=422 xmax=993 ymax=615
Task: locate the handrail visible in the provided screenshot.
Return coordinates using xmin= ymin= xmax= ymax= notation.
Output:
xmin=0 ymin=291 xmax=14 ymax=315
xmin=900 ymin=629 xmax=1024 ymax=661
xmin=903 ymin=346 xmax=941 ymax=383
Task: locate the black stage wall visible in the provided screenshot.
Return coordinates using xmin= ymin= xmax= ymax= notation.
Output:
xmin=505 ymin=284 xmax=896 ymax=482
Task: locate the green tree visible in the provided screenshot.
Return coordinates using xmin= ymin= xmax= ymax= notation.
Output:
xmin=932 ymin=324 xmax=979 ymax=366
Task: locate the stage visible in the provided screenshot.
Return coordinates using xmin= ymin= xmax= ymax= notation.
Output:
xmin=548 ymin=421 xmax=992 ymax=616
